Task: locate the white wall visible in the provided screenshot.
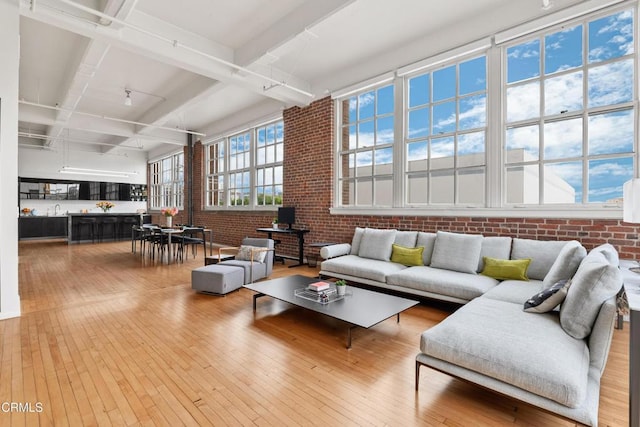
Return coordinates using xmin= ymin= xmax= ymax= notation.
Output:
xmin=0 ymin=0 xmax=20 ymax=320
xmin=18 ymin=145 xmax=148 ymax=184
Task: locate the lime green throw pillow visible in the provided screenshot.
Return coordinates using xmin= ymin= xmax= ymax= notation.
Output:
xmin=391 ymin=244 xmax=424 ymax=266
xmin=481 ymin=257 xmax=531 ymax=281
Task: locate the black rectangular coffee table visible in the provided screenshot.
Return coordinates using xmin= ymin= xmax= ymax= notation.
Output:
xmin=244 ymin=275 xmax=419 ymax=348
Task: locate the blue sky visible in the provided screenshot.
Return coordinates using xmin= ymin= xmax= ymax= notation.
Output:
xmin=348 ymin=9 xmax=634 ymax=204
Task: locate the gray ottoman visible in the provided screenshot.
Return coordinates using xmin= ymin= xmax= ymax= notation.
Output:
xmin=191 ymin=264 xmax=245 ymax=295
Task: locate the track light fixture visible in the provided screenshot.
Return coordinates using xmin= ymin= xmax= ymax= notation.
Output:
xmin=124 ymin=89 xmax=132 ymax=106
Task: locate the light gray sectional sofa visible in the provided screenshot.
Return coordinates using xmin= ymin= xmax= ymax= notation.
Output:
xmin=319 ymin=228 xmax=623 ymax=426
xmin=320 ymin=228 xmax=583 ymax=304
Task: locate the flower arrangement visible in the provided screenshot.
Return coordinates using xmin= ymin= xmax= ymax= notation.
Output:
xmin=161 ymin=207 xmax=179 ymax=217
xmin=96 ymin=201 xmax=115 ymax=212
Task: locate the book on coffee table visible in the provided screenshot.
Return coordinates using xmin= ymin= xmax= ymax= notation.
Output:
xmin=307 ymin=281 xmax=330 ymax=292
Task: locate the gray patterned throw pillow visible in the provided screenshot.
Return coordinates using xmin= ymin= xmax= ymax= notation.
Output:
xmin=524 ymin=279 xmax=571 ymax=313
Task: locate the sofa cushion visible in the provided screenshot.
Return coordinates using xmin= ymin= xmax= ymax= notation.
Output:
xmin=560 ymin=251 xmax=623 ymax=339
xmin=481 ymin=257 xmax=531 ymax=281
xmin=350 ymin=227 xmax=365 ymax=255
xmin=481 ymin=280 xmax=544 ymax=304
xmin=430 ymin=231 xmax=483 ymax=274
xmin=358 ymin=228 xmax=397 ymax=261
xmin=416 ymin=232 xmax=437 ymax=265
xmin=477 ymin=236 xmax=512 ymax=272
xmin=524 ymin=279 xmax=571 ymax=313
xmin=511 ymin=239 xmax=568 ymax=281
xmin=320 ymin=254 xmax=406 ymax=283
xmin=420 ymin=298 xmax=590 ymax=408
xmin=582 ymin=243 xmax=619 ymax=266
xmin=542 ymin=241 xmax=586 ymax=289
xmin=390 ymin=244 xmax=424 ymax=266
xmin=387 ymin=266 xmax=498 ymax=301
xmin=394 ymin=231 xmax=418 ymax=248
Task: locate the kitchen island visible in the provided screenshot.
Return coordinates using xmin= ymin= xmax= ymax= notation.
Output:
xmin=68 ymin=213 xmax=150 ymax=243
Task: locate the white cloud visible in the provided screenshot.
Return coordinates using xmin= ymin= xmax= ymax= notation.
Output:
xmin=588 ymin=59 xmax=633 ymax=107
xmin=459 ymin=95 xmax=486 ymax=130
xmin=545 ymin=72 xmax=582 ymax=115
xmin=589 ymin=160 xmax=632 ymax=177
xmin=588 ymin=110 xmax=633 ymax=155
xmin=458 ymin=132 xmax=485 ymax=155
xmin=507 ymin=82 xmax=539 ymax=122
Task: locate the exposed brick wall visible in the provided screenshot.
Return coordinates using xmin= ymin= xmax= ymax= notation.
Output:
xmin=176 ymin=95 xmax=640 ymax=261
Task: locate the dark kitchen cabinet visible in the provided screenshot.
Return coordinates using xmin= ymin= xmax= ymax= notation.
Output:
xmin=19 ymin=216 xmax=68 ymax=240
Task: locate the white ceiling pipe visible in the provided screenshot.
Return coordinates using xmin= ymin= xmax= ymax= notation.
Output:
xmin=19 ymin=100 xmax=203 ymax=139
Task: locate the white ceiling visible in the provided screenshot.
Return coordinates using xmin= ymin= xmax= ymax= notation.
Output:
xmin=17 ymin=0 xmax=584 ymax=158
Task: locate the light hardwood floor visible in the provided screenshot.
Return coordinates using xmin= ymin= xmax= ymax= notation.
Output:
xmin=3 ymin=239 xmax=629 ymax=426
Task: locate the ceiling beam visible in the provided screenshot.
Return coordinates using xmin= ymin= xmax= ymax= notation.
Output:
xmin=235 ymin=0 xmax=356 ymax=67
xmin=20 ymin=0 xmax=313 ymax=106
xmin=44 ymin=0 xmax=140 ymax=147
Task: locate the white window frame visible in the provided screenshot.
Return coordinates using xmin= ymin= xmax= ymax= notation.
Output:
xmin=502 ymin=4 xmax=636 ymax=207
xmin=336 ymin=83 xmax=396 ymax=207
xmin=331 ymin=1 xmax=635 ymax=219
xmin=149 ymin=151 xmax=184 ymax=211
xmin=204 ymin=119 xmax=284 ymax=210
xmin=403 ymin=54 xmax=488 ymax=207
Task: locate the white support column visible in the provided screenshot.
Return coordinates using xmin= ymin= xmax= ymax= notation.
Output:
xmin=0 ymin=0 xmax=21 ymax=320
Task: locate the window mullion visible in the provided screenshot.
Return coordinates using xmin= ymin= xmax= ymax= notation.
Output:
xmin=487 ymin=45 xmax=502 ymax=208
xmin=393 ymin=76 xmax=404 ymax=207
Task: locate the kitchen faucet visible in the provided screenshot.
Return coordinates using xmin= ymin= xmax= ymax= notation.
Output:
xmin=54 ymin=204 xmax=61 ymax=216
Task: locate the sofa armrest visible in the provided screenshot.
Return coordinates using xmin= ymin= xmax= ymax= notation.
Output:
xmin=588 ymin=296 xmax=617 ymax=375
xmin=320 ymin=243 xmax=351 ymax=259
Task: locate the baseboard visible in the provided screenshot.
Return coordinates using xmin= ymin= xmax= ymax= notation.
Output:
xmin=0 ymin=310 xmax=21 ymax=320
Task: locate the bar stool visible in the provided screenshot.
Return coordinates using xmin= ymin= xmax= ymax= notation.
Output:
xmin=98 ymin=217 xmax=118 ymax=242
xmin=75 ymin=217 xmax=97 ymax=243
xmin=121 ymin=216 xmax=139 ymax=241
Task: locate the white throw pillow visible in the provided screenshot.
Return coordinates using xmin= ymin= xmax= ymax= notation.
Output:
xmin=358 ymin=228 xmax=397 ymax=261
xmin=430 ymin=231 xmax=483 ymax=274
xmin=236 ymin=245 xmax=267 ymax=263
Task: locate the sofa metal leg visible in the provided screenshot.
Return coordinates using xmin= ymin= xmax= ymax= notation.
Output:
xmin=415 ymin=360 xmax=421 ymax=390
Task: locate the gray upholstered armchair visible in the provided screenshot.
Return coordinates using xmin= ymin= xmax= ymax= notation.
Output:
xmin=217 ymin=237 xmax=275 ymax=284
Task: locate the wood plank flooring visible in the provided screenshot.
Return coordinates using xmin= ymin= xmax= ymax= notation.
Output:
xmin=2 ymin=239 xmax=628 ymax=426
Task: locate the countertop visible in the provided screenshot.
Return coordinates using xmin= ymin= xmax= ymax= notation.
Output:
xmin=67 ymin=212 xmax=147 ymax=216
xmin=22 ymin=212 xmax=147 ymax=217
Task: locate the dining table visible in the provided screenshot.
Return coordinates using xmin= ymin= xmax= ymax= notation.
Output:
xmin=141 ymin=225 xmax=213 ymax=264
